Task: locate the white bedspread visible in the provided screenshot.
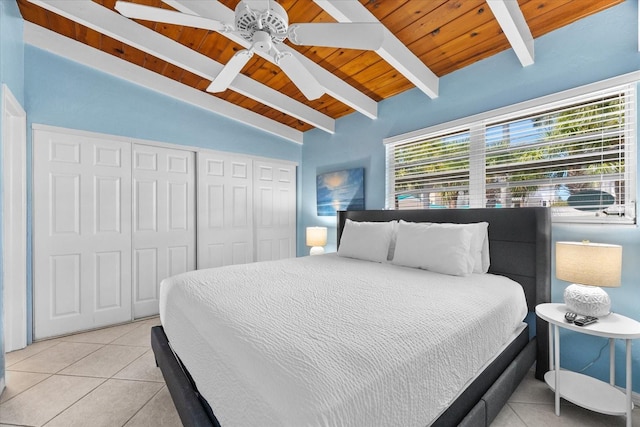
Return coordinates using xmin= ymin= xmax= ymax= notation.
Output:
xmin=160 ymin=254 xmax=527 ymax=427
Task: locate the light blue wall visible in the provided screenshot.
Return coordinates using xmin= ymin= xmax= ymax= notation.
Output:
xmin=300 ymin=0 xmax=640 ymax=391
xmin=0 ymin=0 xmax=25 ymax=392
xmin=24 ymin=45 xmax=302 ymax=342
xmin=25 ymin=47 xmax=300 ymax=161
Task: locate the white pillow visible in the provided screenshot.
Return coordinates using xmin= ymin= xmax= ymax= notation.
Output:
xmin=436 ymin=222 xmax=490 ymax=273
xmin=481 ymin=226 xmax=490 ymax=273
xmin=392 ymin=221 xmax=475 ymax=276
xmin=337 ymin=220 xmax=394 ymax=263
xmin=387 ymin=220 xmax=399 ymax=261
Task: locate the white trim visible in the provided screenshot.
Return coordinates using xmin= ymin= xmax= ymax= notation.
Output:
xmin=314 ymin=0 xmax=439 ymax=99
xmin=31 ymin=123 xmax=298 ymax=168
xmin=0 ymin=377 xmax=5 ymax=396
xmin=384 ymin=71 xmax=640 ymax=145
xmin=31 ymin=123 xmax=199 ymax=153
xmin=2 ymin=84 xmax=28 ymax=353
xmin=486 ymin=0 xmax=534 ymax=67
xmin=23 ymin=23 xmax=304 ymax=145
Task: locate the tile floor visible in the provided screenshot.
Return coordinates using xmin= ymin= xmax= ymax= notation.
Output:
xmin=1 ymin=319 xmax=639 ymax=426
xmin=1 ymin=317 xmax=180 ymax=427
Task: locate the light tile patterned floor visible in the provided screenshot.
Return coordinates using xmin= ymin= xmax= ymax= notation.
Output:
xmin=0 ymin=317 xmax=180 ymax=427
xmin=2 ymin=319 xmax=639 ymax=426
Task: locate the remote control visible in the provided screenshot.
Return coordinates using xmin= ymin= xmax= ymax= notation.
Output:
xmin=564 ymin=312 xmax=577 ymax=323
xmin=574 ymin=315 xmax=598 ymax=326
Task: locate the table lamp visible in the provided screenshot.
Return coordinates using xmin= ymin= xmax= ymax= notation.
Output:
xmin=306 ymin=226 xmax=327 ymax=255
xmin=556 ymin=241 xmax=622 ymax=317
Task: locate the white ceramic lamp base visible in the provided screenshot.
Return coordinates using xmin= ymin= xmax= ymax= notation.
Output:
xmin=563 ymin=284 xmax=611 ymax=317
xmin=309 ymin=246 xmax=325 ymax=256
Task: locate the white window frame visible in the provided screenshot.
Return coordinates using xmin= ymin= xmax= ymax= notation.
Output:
xmin=384 ymin=72 xmax=639 ymax=224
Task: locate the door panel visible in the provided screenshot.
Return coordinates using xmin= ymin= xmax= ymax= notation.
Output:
xmin=50 ymin=173 xmax=80 ymax=235
xmin=135 ymin=180 xmax=158 ymax=232
xmin=197 ymin=151 xmax=254 ymax=269
xmin=168 ymin=245 xmax=189 ymax=277
xmin=168 ymin=182 xmax=188 ymax=230
xmin=133 ymin=144 xmax=196 ymax=318
xmin=95 ymin=176 xmax=122 ymax=233
xmin=95 ymin=251 xmax=122 ymax=310
xmin=134 ymin=248 xmax=158 ymax=302
xmin=254 ymin=160 xmax=296 ymax=262
xmin=33 ymin=129 xmax=132 ymax=339
xmin=50 ymin=254 xmax=80 ymax=317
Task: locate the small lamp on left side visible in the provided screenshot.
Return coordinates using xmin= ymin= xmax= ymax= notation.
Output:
xmin=306 ymin=226 xmax=327 ymax=255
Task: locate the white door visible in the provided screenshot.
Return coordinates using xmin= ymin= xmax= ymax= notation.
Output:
xmin=254 ymin=160 xmax=297 ymax=261
xmin=2 ymin=85 xmax=27 ymax=352
xmin=197 ymin=151 xmax=253 ymax=269
xmin=33 ymin=130 xmax=132 ymax=339
xmin=133 ymin=144 xmax=196 ymax=318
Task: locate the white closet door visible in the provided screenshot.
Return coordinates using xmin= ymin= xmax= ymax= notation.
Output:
xmin=254 ymin=160 xmax=297 ymax=261
xmin=197 ymin=151 xmax=253 ymax=269
xmin=33 ymin=130 xmax=132 ymax=339
xmin=133 ymin=144 xmax=196 ymax=318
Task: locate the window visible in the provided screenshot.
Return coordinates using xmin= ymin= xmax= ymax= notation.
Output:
xmin=385 ymin=83 xmax=637 ymax=224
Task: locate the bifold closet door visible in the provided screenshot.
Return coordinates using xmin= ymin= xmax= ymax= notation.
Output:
xmin=254 ymin=160 xmax=296 ymax=261
xmin=33 ymin=130 xmax=132 ymax=339
xmin=133 ymin=144 xmax=196 ymax=318
xmin=197 ymin=151 xmax=253 ymax=269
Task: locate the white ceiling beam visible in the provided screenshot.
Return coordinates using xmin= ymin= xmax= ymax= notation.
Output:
xmin=28 ymin=0 xmax=335 ymax=134
xmin=486 ymin=0 xmax=534 ymax=67
xmin=314 ymin=0 xmax=439 ymax=99
xmin=24 ymin=22 xmax=303 ymax=144
xmin=165 ymin=0 xmax=378 ymax=119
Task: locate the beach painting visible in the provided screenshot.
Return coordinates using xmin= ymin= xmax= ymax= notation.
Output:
xmin=316 ymin=168 xmax=365 ymax=216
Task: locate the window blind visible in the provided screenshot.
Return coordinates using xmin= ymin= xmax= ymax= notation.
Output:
xmin=386 ymin=84 xmax=636 ymax=224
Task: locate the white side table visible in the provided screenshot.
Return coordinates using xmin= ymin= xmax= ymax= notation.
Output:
xmin=536 ymin=303 xmax=640 ymax=427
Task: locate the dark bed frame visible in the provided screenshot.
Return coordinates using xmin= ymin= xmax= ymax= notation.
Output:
xmin=151 ymin=207 xmax=551 ymax=427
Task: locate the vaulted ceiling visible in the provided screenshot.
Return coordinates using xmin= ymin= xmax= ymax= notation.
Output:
xmin=18 ymin=0 xmax=623 ymax=143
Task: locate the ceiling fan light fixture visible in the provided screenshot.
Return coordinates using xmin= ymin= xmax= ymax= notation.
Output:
xmin=251 ymin=31 xmax=273 ymax=53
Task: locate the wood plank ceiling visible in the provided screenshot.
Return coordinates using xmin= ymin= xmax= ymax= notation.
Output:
xmin=18 ymin=0 xmax=623 ymax=137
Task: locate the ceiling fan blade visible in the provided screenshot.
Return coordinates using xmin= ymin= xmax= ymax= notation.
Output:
xmin=206 ymin=49 xmax=254 ymax=93
xmin=275 ymin=52 xmax=324 ymax=100
xmin=288 ymin=23 xmax=384 ymax=50
xmin=114 ymin=1 xmax=229 ymax=32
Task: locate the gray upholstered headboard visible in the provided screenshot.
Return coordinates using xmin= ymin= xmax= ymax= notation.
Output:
xmin=337 ymin=207 xmax=551 ymax=378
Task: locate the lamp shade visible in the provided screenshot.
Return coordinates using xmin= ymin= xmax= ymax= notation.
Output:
xmin=556 ymin=241 xmax=622 ymax=288
xmin=306 ymin=227 xmax=327 ymax=247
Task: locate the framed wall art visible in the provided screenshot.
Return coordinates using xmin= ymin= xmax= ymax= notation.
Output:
xmin=316 ymin=168 xmax=364 ymax=216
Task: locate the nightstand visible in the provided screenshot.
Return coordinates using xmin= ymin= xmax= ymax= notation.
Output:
xmin=536 ymin=303 xmax=640 ymax=427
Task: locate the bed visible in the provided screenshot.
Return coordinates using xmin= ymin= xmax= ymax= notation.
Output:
xmin=151 ymin=207 xmax=551 ymax=426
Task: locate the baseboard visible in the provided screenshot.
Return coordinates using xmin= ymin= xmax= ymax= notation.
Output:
xmin=0 ymin=376 xmax=5 ymax=397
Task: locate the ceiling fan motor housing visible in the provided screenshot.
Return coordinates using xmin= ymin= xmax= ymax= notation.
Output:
xmin=235 ymin=1 xmax=288 ymax=45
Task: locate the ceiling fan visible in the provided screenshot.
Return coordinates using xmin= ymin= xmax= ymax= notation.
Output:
xmin=114 ymin=0 xmax=385 ymax=100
